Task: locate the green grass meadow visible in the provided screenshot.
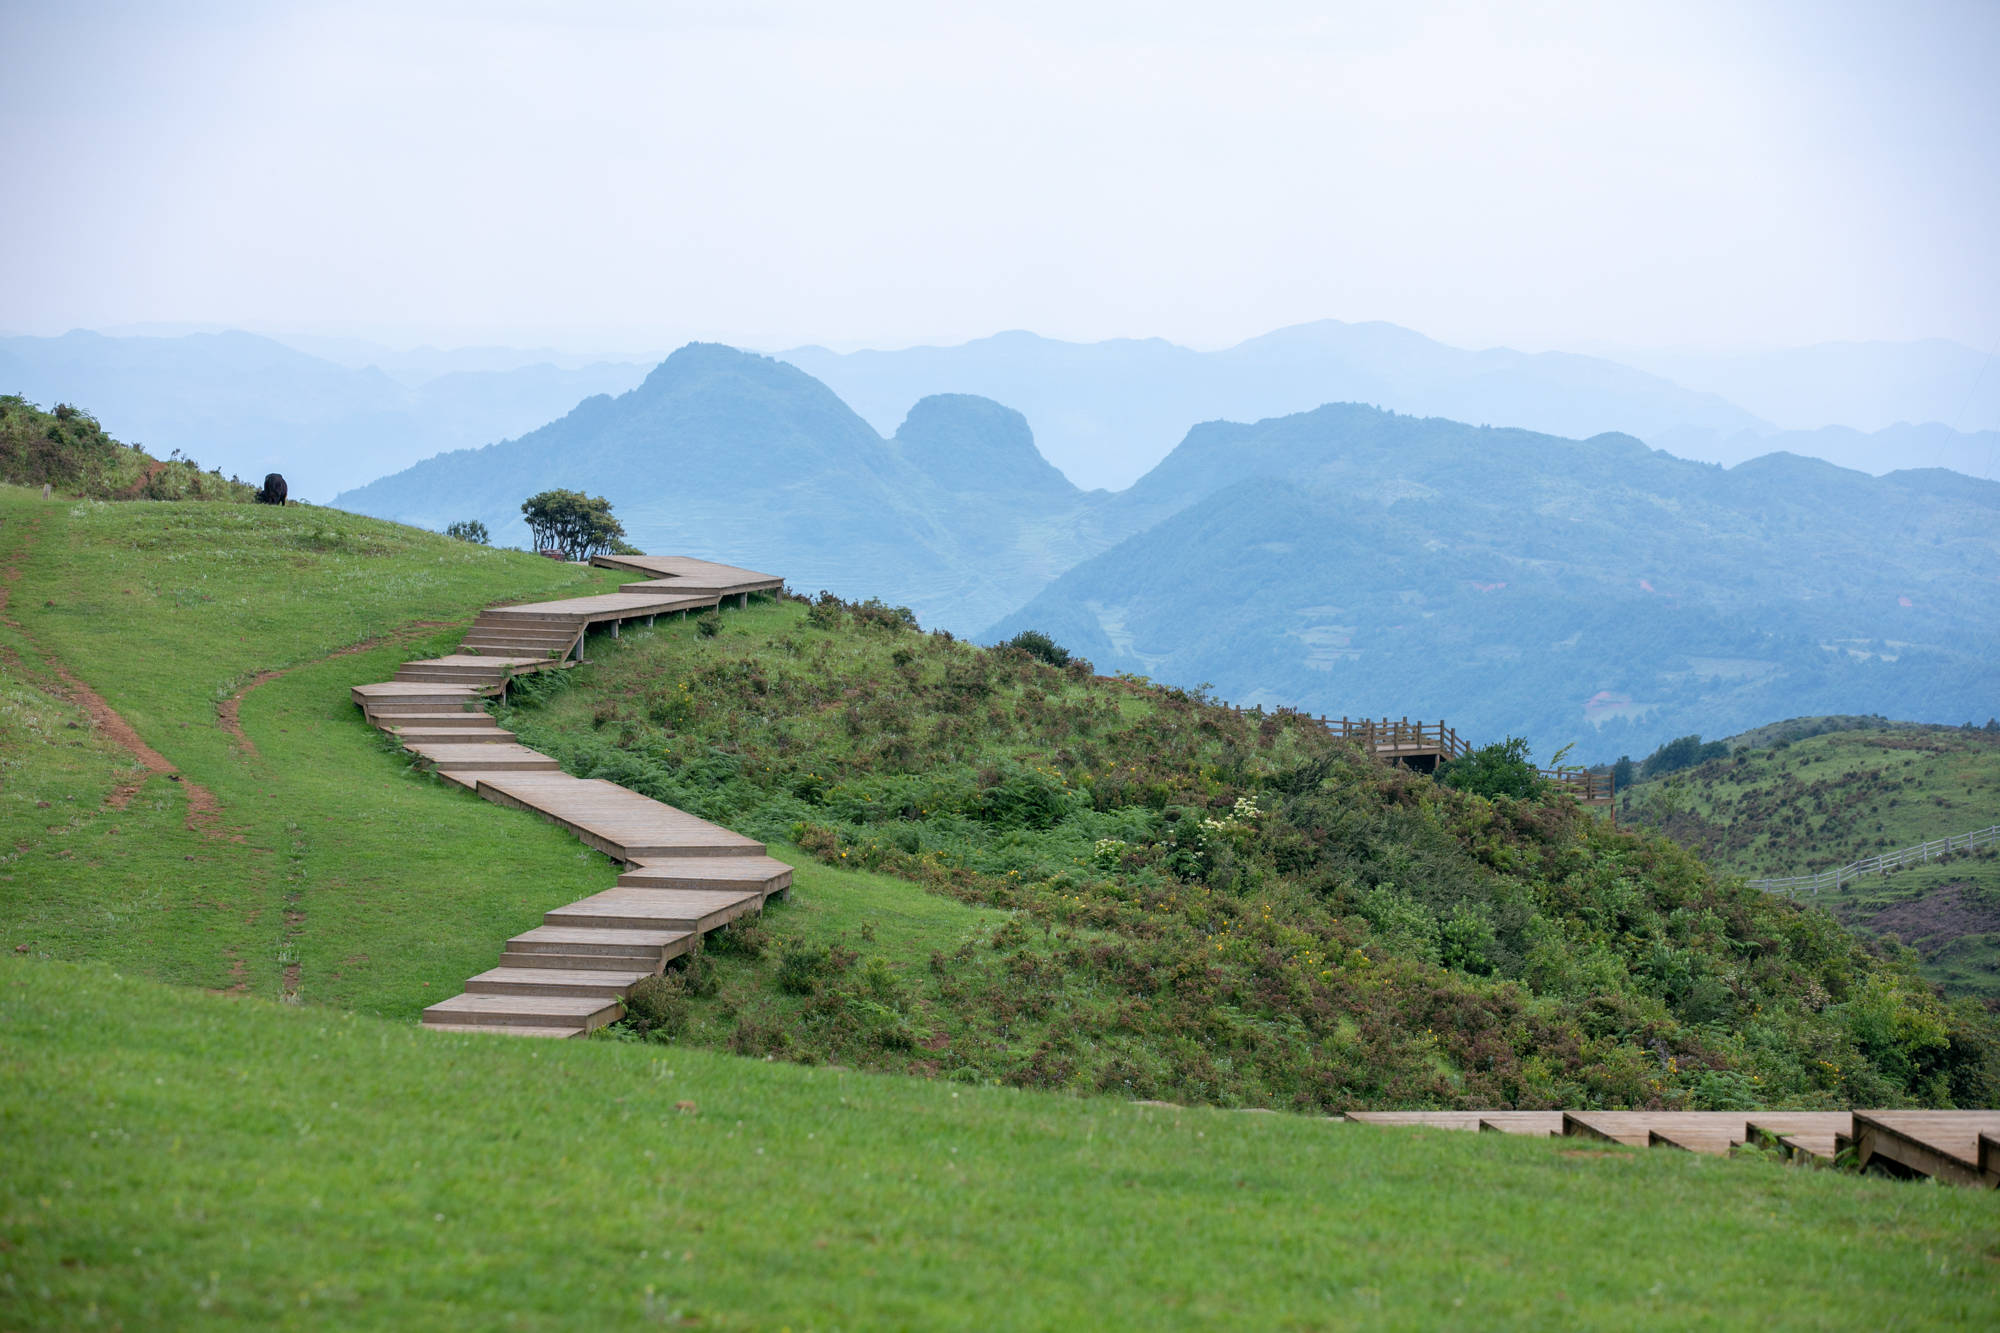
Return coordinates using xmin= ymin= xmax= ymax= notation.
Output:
xmin=6 ymin=956 xmax=2000 ymax=1330
xmin=3 ymin=486 xmax=1998 ymax=1329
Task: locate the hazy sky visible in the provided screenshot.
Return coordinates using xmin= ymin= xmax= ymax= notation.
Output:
xmin=4 ymin=0 xmax=1996 ymax=355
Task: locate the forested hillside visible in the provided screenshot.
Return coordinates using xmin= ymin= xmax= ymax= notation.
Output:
xmin=988 ymin=404 xmax=2000 ymax=759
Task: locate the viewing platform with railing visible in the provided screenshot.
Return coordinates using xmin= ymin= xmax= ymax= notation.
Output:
xmin=1220 ymin=706 xmax=1616 ymax=810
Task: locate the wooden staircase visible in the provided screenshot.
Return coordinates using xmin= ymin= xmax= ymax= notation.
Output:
xmin=1347 ymin=1109 xmax=2000 ymax=1186
xmin=352 ymin=554 xmax=787 ymax=1038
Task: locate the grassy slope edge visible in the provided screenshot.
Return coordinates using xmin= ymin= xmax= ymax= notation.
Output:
xmin=6 ymin=956 xmax=2000 ymax=1330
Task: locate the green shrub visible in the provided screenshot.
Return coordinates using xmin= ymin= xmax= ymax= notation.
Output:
xmin=621 ymin=974 xmax=689 ymax=1039
xmin=443 ymin=519 xmax=490 ymax=544
xmin=1002 ymin=630 xmax=1070 ymax=667
xmin=974 ymin=765 xmax=1073 ymax=831
xmin=777 ymin=943 xmax=834 ymax=995
xmin=706 ymin=921 xmax=769 ymax=959
xmin=1438 ymin=737 xmax=1543 ymax=800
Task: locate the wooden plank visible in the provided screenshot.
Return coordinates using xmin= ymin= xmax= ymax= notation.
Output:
xmin=463 ymin=966 xmax=650 ymax=997
xmin=508 ymin=925 xmax=692 ymax=955
xmin=1346 ymin=1111 xmax=1563 ymax=1135
xmin=545 ymin=887 xmax=763 ymax=934
xmin=1853 ymin=1111 xmax=2000 ymax=1186
xmin=473 ymin=773 xmax=765 ymax=861
xmin=420 ymin=1022 xmax=580 ymax=1039
xmin=420 ymin=992 xmax=620 ymax=1030
xmin=403 ymin=742 xmax=562 ymax=773
xmin=589 ymin=553 xmax=784 ymax=597
xmin=483 ymin=591 xmax=718 ymax=624
xmin=618 ymin=856 xmax=793 ymax=897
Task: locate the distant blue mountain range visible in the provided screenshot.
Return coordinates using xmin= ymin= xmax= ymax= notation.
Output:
xmin=331 ymin=343 xmax=2000 ymax=761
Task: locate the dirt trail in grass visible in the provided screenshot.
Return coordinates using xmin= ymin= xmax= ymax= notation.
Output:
xmin=1 ymin=503 xmax=231 ymax=830
xmin=216 ymin=620 xmax=456 ymax=757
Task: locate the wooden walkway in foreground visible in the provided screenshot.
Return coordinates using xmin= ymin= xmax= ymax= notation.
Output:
xmin=351 ymin=554 xmax=789 ymax=1038
xmin=1346 ymin=1109 xmax=2000 ymax=1187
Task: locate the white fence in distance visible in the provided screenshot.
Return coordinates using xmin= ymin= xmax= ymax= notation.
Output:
xmin=1749 ymin=824 xmax=2000 ymax=897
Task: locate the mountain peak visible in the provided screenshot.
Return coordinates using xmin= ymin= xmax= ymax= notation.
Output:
xmin=892 ymin=394 xmax=1077 ymax=499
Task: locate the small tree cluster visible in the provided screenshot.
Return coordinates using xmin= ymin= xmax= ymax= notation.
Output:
xmin=1437 ymin=736 xmax=1544 ymax=800
xmin=520 ymin=489 xmax=625 ymax=561
xmin=1002 ymin=629 xmax=1070 ymax=667
xmin=444 ymin=519 xmax=490 ymax=544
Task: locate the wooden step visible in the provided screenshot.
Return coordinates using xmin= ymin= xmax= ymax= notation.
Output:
xmin=1348 ymin=1111 xmax=1563 ymax=1135
xmin=507 ymin=924 xmax=693 ymax=962
xmin=473 ymin=773 xmax=767 ymax=862
xmin=352 ymin=681 xmax=489 ymax=710
xmin=419 ymin=1022 xmax=583 ymax=1039
xmin=499 ymin=949 xmax=667 ymax=972
xmin=545 ymin=887 xmax=763 ymax=934
xmin=618 ymin=855 xmax=793 ymax=898
xmin=403 ymin=742 xmax=562 ymax=773
xmin=396 ymin=664 xmax=519 ymax=683
xmin=386 ymin=726 xmax=515 ymax=744
xmin=463 ymin=966 xmax=650 ymax=998
xmin=464 ymin=625 xmax=580 ymax=642
xmin=369 ymin=710 xmax=493 ymax=727
xmin=460 ymin=636 xmax=578 ymax=653
xmin=421 ymin=992 xmax=620 ymax=1030
xmin=1853 ymin=1111 xmax=2000 ymax=1186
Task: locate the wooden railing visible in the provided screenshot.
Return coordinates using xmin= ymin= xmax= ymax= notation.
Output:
xmin=1748 ymin=824 xmax=2000 ymax=897
xmin=1321 ymin=716 xmax=1472 ymax=762
xmin=1542 ymin=768 xmax=1614 ymax=804
xmin=1220 ymin=706 xmax=1614 ymax=809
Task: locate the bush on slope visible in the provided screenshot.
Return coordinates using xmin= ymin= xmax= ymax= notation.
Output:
xmin=500 ymin=596 xmax=2000 ymax=1112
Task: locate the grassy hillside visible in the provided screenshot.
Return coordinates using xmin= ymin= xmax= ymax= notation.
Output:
xmin=8 ymin=956 xmax=2000 ymax=1330
xmin=1619 ymin=722 xmax=2000 ymax=1003
xmin=6 ymin=489 xmax=2000 ymax=1325
xmin=497 ymin=595 xmax=2000 ymax=1111
xmin=1 ymin=395 xmax=257 ymax=501
xmin=0 ymin=485 xmax=633 ymax=1012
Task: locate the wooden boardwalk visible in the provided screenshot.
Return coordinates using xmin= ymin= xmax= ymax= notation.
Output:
xmin=589 ymin=554 xmax=785 ymax=608
xmin=1348 ymin=1109 xmax=2000 ymax=1185
xmin=351 ymin=553 xmax=787 ymax=1037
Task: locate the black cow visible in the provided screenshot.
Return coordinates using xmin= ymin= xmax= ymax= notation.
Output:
xmin=256 ymin=473 xmax=288 ymax=505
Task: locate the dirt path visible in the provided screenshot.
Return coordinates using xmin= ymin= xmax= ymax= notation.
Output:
xmin=1 ymin=505 xmax=231 ymax=832
xmin=216 ymin=621 xmax=456 ymax=757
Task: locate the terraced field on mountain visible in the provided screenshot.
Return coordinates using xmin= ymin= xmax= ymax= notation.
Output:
xmin=1619 ymin=722 xmax=2000 ymax=1002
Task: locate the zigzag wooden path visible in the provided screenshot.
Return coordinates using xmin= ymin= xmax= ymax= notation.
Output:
xmin=352 ymin=554 xmax=789 ymax=1038
xmin=1348 ymin=1109 xmax=2000 ymax=1185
